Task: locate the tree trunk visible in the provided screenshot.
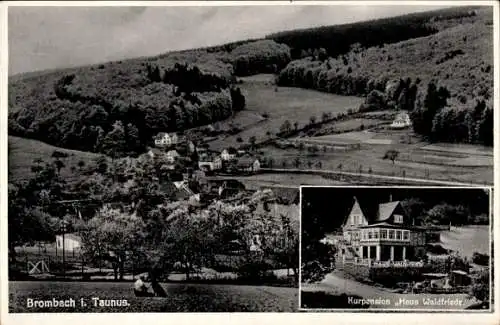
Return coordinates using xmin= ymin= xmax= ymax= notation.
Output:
xmin=119 ymin=257 xmax=125 ymax=281
xmin=113 ymin=264 xmax=119 ymax=280
xmin=185 ymin=262 xmax=190 ymax=281
xmin=9 ymin=242 xmax=17 ymax=264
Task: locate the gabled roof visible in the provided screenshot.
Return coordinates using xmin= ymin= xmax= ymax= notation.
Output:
xmin=160 ymin=182 xmax=190 ymax=200
xmin=377 ymin=201 xmax=401 ymax=222
xmin=344 ymin=197 xmax=406 ymax=226
xmin=236 ymin=157 xmax=258 ymax=167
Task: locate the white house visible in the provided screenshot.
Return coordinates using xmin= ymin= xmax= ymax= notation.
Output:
xmin=166 ymin=150 xmax=180 ymax=163
xmin=154 ymin=132 xmax=179 ymax=147
xmin=198 ymin=155 xmax=222 ymax=171
xmin=55 ymin=233 xmax=82 ymax=251
xmin=390 ymin=112 xmax=412 ymax=129
xmin=220 ymin=148 xmax=237 ymax=161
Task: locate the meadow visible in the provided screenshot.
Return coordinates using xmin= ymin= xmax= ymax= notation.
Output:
xmin=259 ymin=125 xmax=493 ymax=185
xmin=8 ymin=136 xmax=101 ymax=183
xmin=9 ymin=281 xmax=297 ymax=312
xmin=207 ymin=74 xmax=364 ymax=150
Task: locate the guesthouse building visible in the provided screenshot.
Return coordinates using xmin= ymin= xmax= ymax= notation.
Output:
xmin=339 ymin=197 xmax=426 ymax=266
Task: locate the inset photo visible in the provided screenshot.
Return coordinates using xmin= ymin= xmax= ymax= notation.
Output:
xmin=299 ymin=186 xmax=492 ymax=311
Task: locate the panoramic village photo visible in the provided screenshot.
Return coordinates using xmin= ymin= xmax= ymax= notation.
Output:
xmin=6 ymin=3 xmax=495 ymax=313
xmin=300 ymin=187 xmax=492 ymax=311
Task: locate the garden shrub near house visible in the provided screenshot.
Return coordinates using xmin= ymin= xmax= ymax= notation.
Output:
xmin=470 ymin=269 xmax=489 ymax=302
xmin=472 ymin=252 xmax=489 ymax=266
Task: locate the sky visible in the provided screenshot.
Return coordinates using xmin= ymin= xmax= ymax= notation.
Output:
xmin=8 ymin=4 xmax=450 ymax=76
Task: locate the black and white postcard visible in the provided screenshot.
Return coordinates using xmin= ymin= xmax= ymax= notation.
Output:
xmin=1 ymin=1 xmax=498 ymax=324
xmin=300 ymin=186 xmax=493 ymax=311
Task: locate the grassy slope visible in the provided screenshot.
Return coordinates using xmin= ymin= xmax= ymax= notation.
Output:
xmin=208 ymin=74 xmax=364 ymax=150
xmin=8 ymin=136 xmax=101 ymax=183
xmin=439 ymin=225 xmax=489 ymax=258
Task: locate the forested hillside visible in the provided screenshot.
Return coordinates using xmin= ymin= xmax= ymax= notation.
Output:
xmin=267 ymin=6 xmax=481 ymax=59
xmin=276 ymin=7 xmax=493 ymax=145
xmin=8 ymin=40 xmax=291 ymax=157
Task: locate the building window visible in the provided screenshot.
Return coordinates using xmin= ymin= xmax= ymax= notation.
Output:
xmin=394 ymin=215 xmax=403 ymax=223
xmin=396 ymin=230 xmax=402 ymax=240
xmin=363 ymin=230 xmax=367 ymax=240
xmin=374 ymin=230 xmax=379 ymax=239
xmin=388 ymin=230 xmax=394 ymax=239
xmin=368 ymin=231 xmax=373 ymax=239
xmin=403 ymin=231 xmax=410 ymax=241
xmin=380 ymin=229 xmax=387 ymax=239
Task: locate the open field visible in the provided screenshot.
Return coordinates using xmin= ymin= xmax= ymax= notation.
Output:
xmin=8 ymin=136 xmax=101 ymax=183
xmin=209 ymin=173 xmax=348 ymax=189
xmin=440 ymin=226 xmax=490 ymax=258
xmin=207 ymin=74 xmax=364 ymax=150
xmin=260 ymin=126 xmax=493 ymax=184
xmin=9 ymin=281 xmax=297 ymax=312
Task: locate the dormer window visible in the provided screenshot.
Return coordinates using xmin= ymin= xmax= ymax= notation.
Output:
xmin=394 ymin=214 xmax=403 ymax=223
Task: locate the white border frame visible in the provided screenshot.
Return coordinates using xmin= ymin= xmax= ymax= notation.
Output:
xmin=298 ymin=185 xmax=493 ymax=313
xmin=1 ymin=1 xmax=499 ymax=325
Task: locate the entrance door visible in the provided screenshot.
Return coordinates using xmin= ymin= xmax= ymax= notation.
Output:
xmin=393 ymin=246 xmax=404 ymax=261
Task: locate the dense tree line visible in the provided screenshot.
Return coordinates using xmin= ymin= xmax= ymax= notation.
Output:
xmin=277 ymin=56 xmax=493 ymax=146
xmin=9 ymin=61 xmax=241 ymax=157
xmin=229 ymin=40 xmax=291 ymax=76
xmin=149 ymin=62 xmax=231 ymax=93
xmin=266 ymin=6 xmax=477 ymax=60
xmin=411 ymin=82 xmax=493 ymax=146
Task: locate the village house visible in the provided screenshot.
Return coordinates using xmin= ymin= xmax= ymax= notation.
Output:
xmin=338 ymin=197 xmax=427 ymax=267
xmin=390 ymin=111 xmax=412 ymax=129
xmin=166 ymin=150 xmax=180 ymax=163
xmin=154 ymin=132 xmax=179 ymax=147
xmin=220 ymin=147 xmax=238 ymax=161
xmin=198 ymin=153 xmax=223 ymax=171
xmin=187 ymin=140 xmax=197 ymax=153
xmin=55 ymin=233 xmax=82 ymax=252
xmin=235 ymin=157 xmax=261 ymax=174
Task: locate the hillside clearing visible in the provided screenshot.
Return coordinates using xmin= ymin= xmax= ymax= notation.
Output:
xmin=8 ymin=136 xmax=102 ymax=183
xmin=207 ymin=74 xmax=364 ymax=150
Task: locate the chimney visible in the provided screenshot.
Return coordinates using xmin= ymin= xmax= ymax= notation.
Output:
xmin=389 ymin=193 xmax=393 ymax=202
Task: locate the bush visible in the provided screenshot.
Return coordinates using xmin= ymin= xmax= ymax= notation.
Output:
xmin=470 ymin=270 xmax=489 ymax=302
xmin=472 ymin=252 xmax=489 ymax=266
xmin=359 ymin=90 xmax=387 ymax=112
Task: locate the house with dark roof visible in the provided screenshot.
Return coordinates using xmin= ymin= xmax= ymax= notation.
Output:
xmin=339 ymin=197 xmax=427 ymax=266
xmin=235 ymin=157 xmax=260 ymax=173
